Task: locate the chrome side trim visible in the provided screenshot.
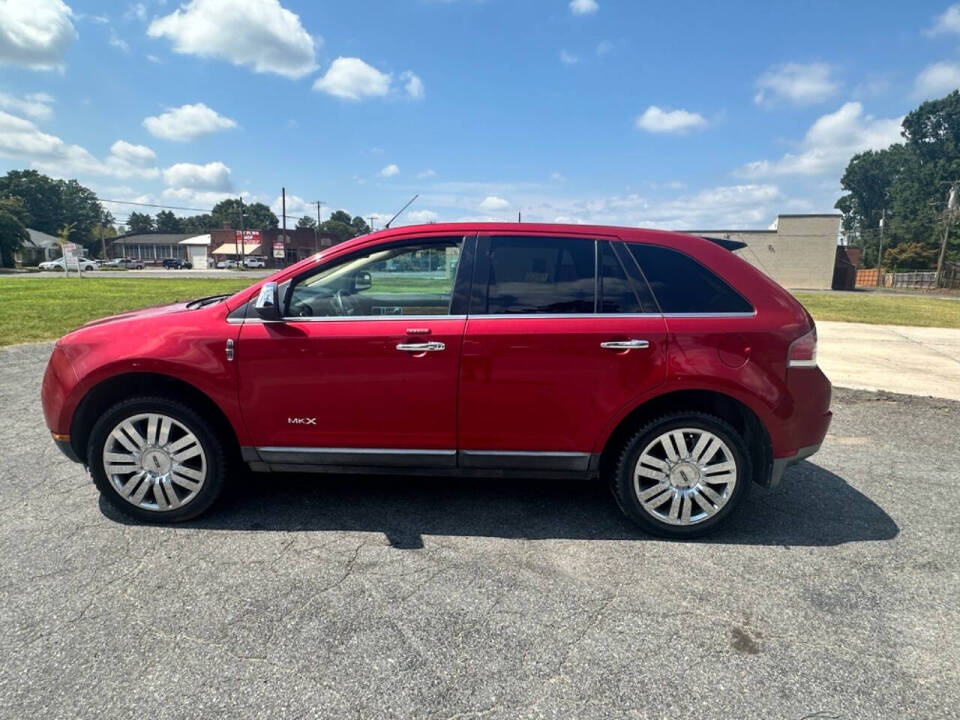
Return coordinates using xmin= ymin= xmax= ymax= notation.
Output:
xmin=256 ymin=446 xmax=457 ymax=468
xmin=228 ymin=312 xmax=756 ymax=325
xmin=459 ymin=450 xmax=592 ymax=471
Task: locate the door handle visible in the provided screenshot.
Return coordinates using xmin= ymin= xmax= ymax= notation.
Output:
xmin=600 ymin=339 xmax=650 ymax=350
xmin=396 ymin=342 xmax=446 ymax=352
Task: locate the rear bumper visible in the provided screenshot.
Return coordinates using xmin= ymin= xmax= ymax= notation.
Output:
xmin=769 ymin=441 xmax=823 ymax=487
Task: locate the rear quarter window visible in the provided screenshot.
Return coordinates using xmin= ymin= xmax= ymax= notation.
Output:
xmin=627 ymin=244 xmax=753 ymax=315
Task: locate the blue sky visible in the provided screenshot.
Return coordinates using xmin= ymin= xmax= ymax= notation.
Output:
xmin=2 ymin=0 xmax=960 ymax=231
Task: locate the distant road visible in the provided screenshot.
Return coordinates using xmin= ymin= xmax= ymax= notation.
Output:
xmin=2 ymin=269 xmax=273 ymax=280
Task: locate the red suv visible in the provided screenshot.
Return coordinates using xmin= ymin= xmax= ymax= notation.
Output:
xmin=42 ymin=224 xmax=831 ymax=537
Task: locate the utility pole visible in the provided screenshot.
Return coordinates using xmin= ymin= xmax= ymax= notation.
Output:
xmin=99 ymin=210 xmax=105 ymax=260
xmin=238 ymin=196 xmax=245 ymax=267
xmin=315 ymin=200 xmax=325 ymax=253
xmin=936 ymin=183 xmax=958 ymax=288
xmin=877 ymin=210 xmax=886 ymax=287
xmin=280 ymin=187 xmax=286 ymax=269
xmin=368 ymin=216 xmax=376 ymax=232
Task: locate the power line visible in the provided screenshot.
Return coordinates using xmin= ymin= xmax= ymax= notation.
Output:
xmin=97 ymin=197 xmax=214 ymax=213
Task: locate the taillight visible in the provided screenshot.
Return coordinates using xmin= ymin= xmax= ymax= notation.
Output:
xmin=787 ymin=328 xmax=818 ymax=368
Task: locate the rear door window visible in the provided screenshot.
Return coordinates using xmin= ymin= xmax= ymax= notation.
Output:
xmin=626 ymin=244 xmax=753 ymax=314
xmin=475 ymin=236 xmax=595 ymax=314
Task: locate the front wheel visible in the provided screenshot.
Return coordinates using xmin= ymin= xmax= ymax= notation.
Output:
xmin=87 ymin=397 xmax=227 ymax=522
xmin=611 ymin=412 xmax=751 ymax=538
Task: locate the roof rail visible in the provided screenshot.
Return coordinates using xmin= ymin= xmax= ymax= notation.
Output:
xmin=700 ymin=236 xmax=747 ymax=251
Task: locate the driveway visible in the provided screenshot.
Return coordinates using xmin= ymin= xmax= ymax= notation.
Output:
xmin=1 ymin=342 xmax=957 ymax=719
xmin=818 ymin=320 xmax=960 ymax=401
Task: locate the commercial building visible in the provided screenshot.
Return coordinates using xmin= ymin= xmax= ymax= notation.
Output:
xmin=684 ymin=214 xmax=842 ymax=290
xmin=108 ymin=233 xmax=197 ymax=263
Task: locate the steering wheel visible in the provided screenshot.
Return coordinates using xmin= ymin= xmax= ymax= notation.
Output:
xmin=334 ymin=289 xmax=353 ymax=316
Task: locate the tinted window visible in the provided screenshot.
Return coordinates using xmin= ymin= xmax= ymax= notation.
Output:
xmin=627 ymin=244 xmax=753 ymax=314
xmin=288 ymin=240 xmax=462 ymax=318
xmin=478 ymin=236 xmax=595 ymax=314
xmin=599 ymin=241 xmax=641 ymax=313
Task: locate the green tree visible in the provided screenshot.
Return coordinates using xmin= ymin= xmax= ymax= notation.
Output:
xmin=328 ymin=210 xmax=352 ymax=224
xmin=126 ymin=211 xmax=154 ymax=234
xmin=181 ymin=214 xmax=218 ymax=233
xmin=211 ymin=199 xmax=278 ymax=231
xmin=882 ymin=241 xmax=939 ymax=270
xmin=155 ymin=210 xmax=183 ymax=233
xmin=351 ymin=215 xmax=371 ymax=235
xmin=296 ymin=215 xmax=316 ymax=229
xmin=0 ymin=197 xmax=30 ymax=267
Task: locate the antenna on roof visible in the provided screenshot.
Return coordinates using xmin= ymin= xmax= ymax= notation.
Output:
xmin=384 ymin=194 xmax=419 ymax=229
xmin=518 ymin=211 xmax=522 ymax=223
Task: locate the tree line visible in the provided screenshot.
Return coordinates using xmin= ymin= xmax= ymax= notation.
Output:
xmin=0 ymin=168 xmax=371 ymax=266
xmin=837 ymin=91 xmax=960 ymax=270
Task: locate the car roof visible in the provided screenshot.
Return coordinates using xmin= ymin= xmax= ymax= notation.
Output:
xmin=361 ymin=221 xmax=689 ymax=241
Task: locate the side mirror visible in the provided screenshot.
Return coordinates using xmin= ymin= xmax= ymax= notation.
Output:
xmin=254 ymin=281 xmax=282 ymax=321
xmin=354 ymin=270 xmax=372 ymax=292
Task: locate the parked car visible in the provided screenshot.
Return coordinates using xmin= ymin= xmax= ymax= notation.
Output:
xmin=162 ymin=258 xmax=193 ymax=270
xmin=39 ymin=257 xmax=98 ymax=271
xmin=243 ymin=256 xmax=267 ymax=269
xmin=103 ymin=257 xmax=145 ymax=270
xmin=216 ymin=259 xmax=239 ymax=269
xmin=42 ymin=223 xmax=832 ymax=537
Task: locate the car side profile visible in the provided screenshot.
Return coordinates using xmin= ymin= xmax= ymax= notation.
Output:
xmin=162 ymin=258 xmax=193 ymax=270
xmin=42 ymin=223 xmax=832 ymax=537
xmin=39 ymin=256 xmax=98 ymax=271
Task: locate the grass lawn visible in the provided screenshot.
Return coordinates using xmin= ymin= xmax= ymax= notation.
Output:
xmin=0 ymin=277 xmax=251 ymax=347
xmin=793 ymin=291 xmax=960 ymax=329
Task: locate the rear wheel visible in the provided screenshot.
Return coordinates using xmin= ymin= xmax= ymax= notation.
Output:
xmin=610 ymin=412 xmax=750 ymax=538
xmin=87 ymin=397 xmax=226 ymax=522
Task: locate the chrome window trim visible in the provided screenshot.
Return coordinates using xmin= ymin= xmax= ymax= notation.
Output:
xmin=228 ymin=311 xmax=758 ymax=324
xmin=228 ymin=314 xmax=467 ymax=324
xmin=661 ymin=312 xmax=757 ymax=318
xmin=461 ymin=450 xmax=589 ymax=457
xmin=466 ymin=313 xmax=662 ymax=320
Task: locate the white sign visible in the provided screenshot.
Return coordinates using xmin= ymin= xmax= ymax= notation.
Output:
xmin=62 ymin=242 xmax=80 ymax=271
xmin=273 ymin=241 xmax=285 ymax=259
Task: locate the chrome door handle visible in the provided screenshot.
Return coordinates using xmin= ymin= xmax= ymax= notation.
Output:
xmin=600 ymin=339 xmax=650 ymax=350
xmin=396 ymin=342 xmax=446 ymax=352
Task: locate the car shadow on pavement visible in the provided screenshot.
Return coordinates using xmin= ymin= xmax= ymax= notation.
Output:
xmin=101 ymin=460 xmax=899 ymax=548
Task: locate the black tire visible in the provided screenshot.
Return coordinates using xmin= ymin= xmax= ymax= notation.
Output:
xmin=87 ymin=396 xmax=227 ymax=523
xmin=610 ymin=411 xmax=751 ymax=539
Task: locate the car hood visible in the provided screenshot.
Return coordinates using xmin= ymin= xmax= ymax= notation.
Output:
xmin=78 ymin=301 xmax=191 ymax=330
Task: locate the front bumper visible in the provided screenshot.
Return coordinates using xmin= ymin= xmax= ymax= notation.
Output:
xmin=53 ymin=436 xmax=81 ymax=463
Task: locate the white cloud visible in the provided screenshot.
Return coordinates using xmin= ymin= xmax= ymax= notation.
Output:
xmin=270 ymin=193 xmax=323 ymax=223
xmin=147 ymin=0 xmax=318 ymax=78
xmin=379 ymin=163 xmax=400 ymax=178
xmin=570 ymin=0 xmax=598 ymax=16
xmin=143 ymin=103 xmax=238 ymax=141
xmin=0 ymin=91 xmax=54 ymax=121
xmin=754 ymin=62 xmax=838 ymax=106
xmin=109 ymin=140 xmax=156 ymax=165
xmin=930 ymin=4 xmax=960 ymax=35
xmin=914 ymin=61 xmax=960 ymax=98
xmin=314 ymin=57 xmax=391 ymax=100
xmin=560 ymin=50 xmax=579 ymax=65
xmin=479 ymin=195 xmax=510 ymax=211
xmin=0 ymin=0 xmax=77 ymax=70
xmin=635 ymin=106 xmax=707 ymax=133
xmin=0 ymin=110 xmax=159 ymax=179
xmin=401 ymin=70 xmax=425 ymax=100
xmin=405 ymin=209 xmax=439 ymax=224
xmin=162 ymin=161 xmax=232 ymax=191
xmin=739 ymin=102 xmax=902 ymax=177
xmin=160 ymin=187 xmax=237 ymax=207
xmin=109 ymin=27 xmax=130 ymax=53
xmin=417 ymin=168 xmax=436 ymax=179
xmin=125 ymin=3 xmax=147 ymax=22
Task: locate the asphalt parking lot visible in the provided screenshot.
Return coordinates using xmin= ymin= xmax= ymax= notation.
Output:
xmin=1 ymin=342 xmax=957 ymax=719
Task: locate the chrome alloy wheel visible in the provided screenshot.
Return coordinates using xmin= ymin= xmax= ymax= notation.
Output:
xmin=633 ymin=428 xmax=738 ymax=526
xmin=102 ymin=413 xmax=207 ymax=512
